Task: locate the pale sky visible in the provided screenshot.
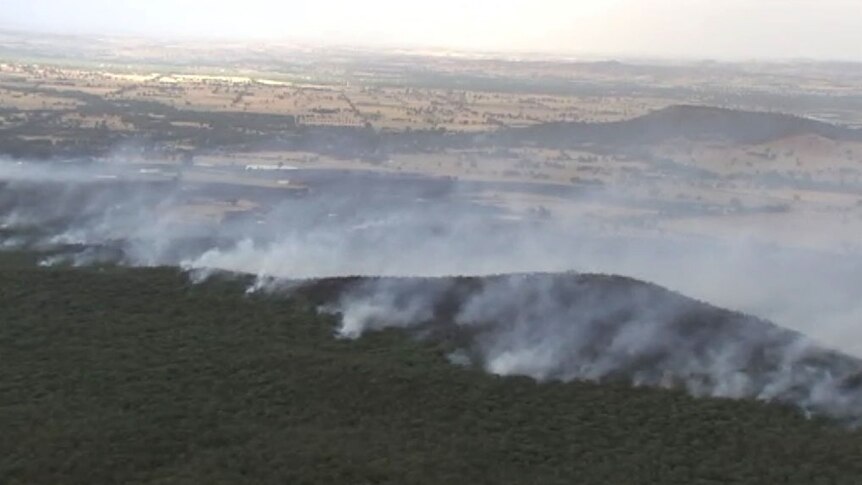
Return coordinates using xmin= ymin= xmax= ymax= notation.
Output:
xmin=3 ymin=0 xmax=862 ymax=60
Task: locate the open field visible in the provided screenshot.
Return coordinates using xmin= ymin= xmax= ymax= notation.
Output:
xmin=4 ymin=49 xmax=862 ymax=256
xmin=0 ymin=62 xmax=667 ymax=133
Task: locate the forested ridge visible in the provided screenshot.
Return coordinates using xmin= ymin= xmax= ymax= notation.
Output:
xmin=2 ymin=252 xmax=862 ymax=484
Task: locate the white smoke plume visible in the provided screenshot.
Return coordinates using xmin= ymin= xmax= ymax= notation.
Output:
xmin=3 ymin=157 xmax=862 ymax=421
xmin=323 ymin=274 xmax=862 ymax=422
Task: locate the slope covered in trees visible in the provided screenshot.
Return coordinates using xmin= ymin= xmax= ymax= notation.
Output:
xmin=2 ymin=253 xmax=862 ymax=484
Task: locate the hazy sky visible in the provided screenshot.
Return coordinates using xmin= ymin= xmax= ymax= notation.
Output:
xmin=3 ymin=0 xmax=862 ymax=60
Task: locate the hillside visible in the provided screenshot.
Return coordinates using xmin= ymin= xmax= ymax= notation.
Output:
xmin=497 ymin=105 xmax=862 ymax=148
xmin=303 ymin=273 xmax=862 ymax=422
xmin=3 ymin=253 xmax=862 ymax=484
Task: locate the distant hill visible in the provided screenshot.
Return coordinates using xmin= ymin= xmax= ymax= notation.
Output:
xmin=492 ymin=105 xmax=862 ymax=148
xmin=262 ymin=105 xmax=862 ymax=158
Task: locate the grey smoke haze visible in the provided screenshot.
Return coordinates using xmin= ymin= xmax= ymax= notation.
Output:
xmin=3 ymin=157 xmax=862 ymax=420
xmin=4 ymin=0 xmax=862 ymax=61
xmin=2 ymin=157 xmax=862 ymax=353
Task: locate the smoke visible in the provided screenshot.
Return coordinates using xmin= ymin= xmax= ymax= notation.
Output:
xmin=3 ymin=157 xmax=862 ymax=421
xmin=324 ymin=274 xmax=862 ymax=422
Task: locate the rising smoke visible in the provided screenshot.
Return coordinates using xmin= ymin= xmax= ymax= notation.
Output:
xmin=323 ymin=274 xmax=862 ymax=422
xmin=3 ymin=157 xmax=862 ymax=421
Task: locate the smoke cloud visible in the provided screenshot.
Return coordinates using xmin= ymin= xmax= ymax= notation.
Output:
xmin=3 ymin=157 xmax=862 ymax=421
xmin=323 ymin=274 xmax=862 ymax=422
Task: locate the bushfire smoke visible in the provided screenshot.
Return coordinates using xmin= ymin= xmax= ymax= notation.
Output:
xmin=2 ymin=157 xmax=862 ymax=421
xmin=323 ymin=274 xmax=862 ymax=422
